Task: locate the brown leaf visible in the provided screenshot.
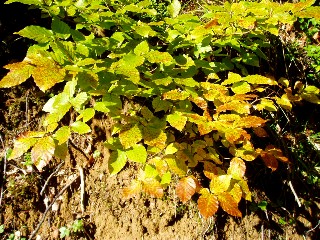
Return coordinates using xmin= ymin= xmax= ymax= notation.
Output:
xmin=176 ymin=176 xmax=198 ymax=203
xmin=218 ymin=192 xmax=242 ymax=217
xmin=253 ymin=127 xmax=269 ymax=137
xmin=260 ymin=151 xmax=278 ymax=171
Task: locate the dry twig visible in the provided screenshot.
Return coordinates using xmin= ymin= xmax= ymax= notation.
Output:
xmin=28 ymin=174 xmax=79 ymax=240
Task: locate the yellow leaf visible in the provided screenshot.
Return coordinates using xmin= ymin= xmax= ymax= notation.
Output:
xmin=210 ymin=175 xmax=231 ymax=194
xmin=276 ymin=94 xmax=292 ymax=110
xmin=119 ymin=124 xmax=142 ymax=149
xmin=0 ymin=61 xmax=34 ymax=88
xmin=31 ymin=136 xmax=55 ymax=171
xmin=167 ymin=112 xmax=187 ymax=131
xmin=229 ymin=183 xmax=242 ymax=204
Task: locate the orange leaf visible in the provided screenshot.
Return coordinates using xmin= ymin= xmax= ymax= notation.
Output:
xmin=176 ymin=176 xmax=198 ymax=203
xmin=123 ymin=180 xmax=142 ymax=199
xmin=218 ymin=192 xmax=242 ymax=217
xmin=198 ymin=190 xmax=219 ymax=218
xmin=234 ymin=116 xmax=267 ymax=128
xmin=142 ymin=178 xmax=164 ymax=198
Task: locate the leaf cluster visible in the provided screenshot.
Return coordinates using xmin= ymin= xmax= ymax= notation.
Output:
xmin=1 ymin=0 xmax=320 ymax=218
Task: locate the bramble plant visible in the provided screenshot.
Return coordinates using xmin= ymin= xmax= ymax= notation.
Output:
xmin=1 ymin=0 xmax=320 ymax=218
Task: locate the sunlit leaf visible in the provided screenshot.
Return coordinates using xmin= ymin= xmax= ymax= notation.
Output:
xmin=31 ymin=136 xmax=55 ymax=171
xmin=230 ymin=183 xmax=242 ymax=204
xmin=0 ymin=61 xmax=34 ymax=88
xmin=234 ymin=116 xmax=267 ymax=128
xmin=8 ymin=135 xmax=39 ymax=160
xmin=221 ymin=72 xmax=242 ymax=85
xmin=167 ymin=112 xmax=187 ymax=131
xmin=161 ymin=171 xmax=172 ymax=186
xmin=256 ymin=98 xmax=277 ymax=112
xmin=176 ymin=176 xmax=198 ymax=203
xmin=146 ymin=51 xmax=174 ymax=65
xmin=142 ymin=178 xmax=164 ymax=198
xmin=218 ymin=192 xmax=242 ymax=217
xmin=71 ymin=121 xmax=91 ymax=134
xmin=227 ymin=157 xmax=246 ymax=180
xmin=276 ymin=94 xmax=292 ymax=110
xmin=165 ymin=142 xmax=179 ymax=155
xmin=134 ymin=41 xmax=149 ymax=56
xmin=231 ymin=82 xmax=251 ymax=94
xmin=198 ymin=189 xmax=219 ymax=218
xmin=16 ymin=25 xmax=53 ymax=43
xmin=126 ymin=144 xmax=147 ymax=163
xmin=119 ymin=124 xmax=143 ymax=149
xmin=243 ymin=75 xmax=277 ymax=85
xmin=54 ymin=126 xmax=71 ymax=145
xmin=29 ymin=53 xmax=66 ymax=91
xmin=210 ymin=175 xmax=231 ymax=194
xmin=163 ymin=89 xmax=190 ymax=100
xmin=109 ymin=149 xmax=127 ymax=176
xmin=165 ymin=155 xmax=187 ymax=176
xmin=168 ymin=0 xmax=181 ymax=18
xmin=123 ymin=180 xmax=142 ymax=199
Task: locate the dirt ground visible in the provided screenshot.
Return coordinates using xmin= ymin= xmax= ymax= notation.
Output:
xmin=0 ymin=84 xmax=318 ymax=240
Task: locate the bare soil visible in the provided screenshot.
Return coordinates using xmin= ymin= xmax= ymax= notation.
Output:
xmin=0 ymin=85 xmax=318 ymax=240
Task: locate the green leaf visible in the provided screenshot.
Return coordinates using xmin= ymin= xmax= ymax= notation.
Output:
xmin=221 ymin=72 xmax=242 ymax=85
xmin=70 ymin=92 xmax=88 ymax=110
xmin=146 ymin=51 xmax=174 ymax=65
xmin=78 ymin=108 xmax=95 ymax=122
xmin=54 ymin=126 xmax=71 ymax=145
xmin=126 ymin=144 xmax=147 ymax=163
xmin=31 ymin=136 xmax=55 ymax=171
xmin=231 ymin=81 xmax=251 ymax=94
xmin=165 ymin=143 xmax=179 ymax=155
xmin=243 ymin=75 xmax=277 ymax=85
xmin=167 ymin=112 xmax=187 ymax=131
xmin=71 ymin=121 xmax=91 ymax=134
xmin=134 ymin=41 xmax=149 ymax=56
xmin=119 ymin=124 xmax=143 ymax=149
xmin=16 ymin=25 xmax=53 ymax=43
xmin=0 ymin=61 xmax=34 ymax=88
xmin=152 ymin=97 xmax=171 ymax=112
xmin=256 ymin=98 xmax=277 ymax=112
xmin=52 ymin=17 xmax=71 ymax=39
xmin=161 ymin=171 xmax=172 ymax=185
xmin=5 ymin=0 xmax=42 ymax=5
xmin=168 ymin=0 xmax=181 ymax=18
xmin=109 ymin=149 xmax=127 ymax=176
xmin=174 ymin=78 xmax=199 ymax=87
